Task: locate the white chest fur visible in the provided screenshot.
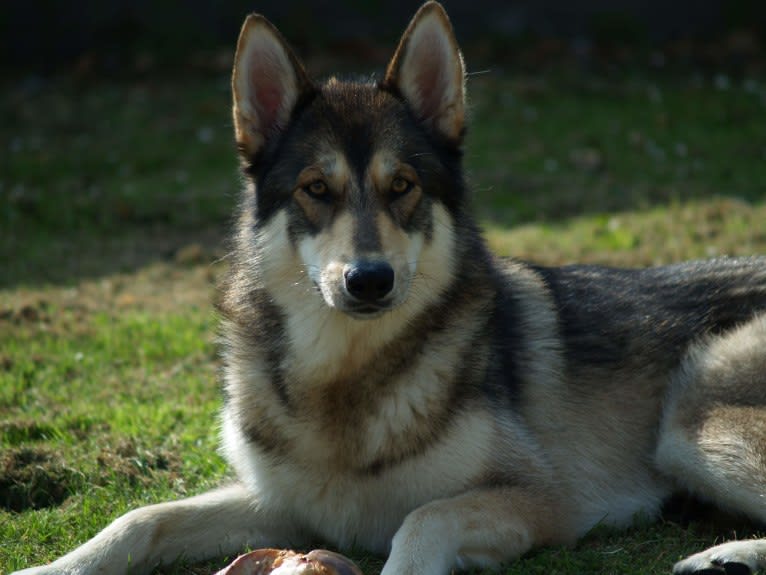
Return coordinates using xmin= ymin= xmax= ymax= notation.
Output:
xmin=221 ymin=406 xmax=495 ymax=552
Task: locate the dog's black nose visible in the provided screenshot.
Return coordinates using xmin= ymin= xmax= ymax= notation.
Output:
xmin=344 ymin=262 xmax=395 ymax=302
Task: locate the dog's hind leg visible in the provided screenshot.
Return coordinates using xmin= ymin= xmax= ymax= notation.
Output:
xmin=13 ymin=483 xmax=304 ymax=575
xmin=655 ymin=314 xmax=766 ymax=575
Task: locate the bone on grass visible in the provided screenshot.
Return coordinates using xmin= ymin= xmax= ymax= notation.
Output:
xmin=215 ymin=549 xmax=364 ymax=575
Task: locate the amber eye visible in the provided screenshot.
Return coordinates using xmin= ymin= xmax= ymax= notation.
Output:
xmin=305 ymin=180 xmax=328 ymax=198
xmin=391 ymin=176 xmax=412 ymax=194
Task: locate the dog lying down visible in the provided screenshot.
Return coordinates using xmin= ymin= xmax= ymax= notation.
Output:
xmin=12 ymin=1 xmax=766 ymax=575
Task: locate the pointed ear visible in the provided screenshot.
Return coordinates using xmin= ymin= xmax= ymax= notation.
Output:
xmin=232 ymin=14 xmax=313 ymax=160
xmin=383 ymin=2 xmax=465 ymax=144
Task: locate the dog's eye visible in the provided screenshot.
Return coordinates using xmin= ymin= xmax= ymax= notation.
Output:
xmin=391 ymin=176 xmax=412 ymax=194
xmin=304 ymin=180 xmax=328 ymax=199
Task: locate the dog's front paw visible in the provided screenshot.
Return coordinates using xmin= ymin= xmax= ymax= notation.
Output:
xmin=11 ymin=566 xmax=61 ymax=575
xmin=673 ymin=540 xmax=766 ymax=575
xmin=11 ymin=558 xmax=90 ymax=575
xmin=673 ymin=559 xmax=751 ymax=575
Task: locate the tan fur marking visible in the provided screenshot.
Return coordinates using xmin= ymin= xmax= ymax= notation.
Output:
xmin=292 ymin=152 xmax=352 ymax=227
xmin=370 ymin=152 xmax=423 ymax=225
xmin=316 ymin=150 xmax=351 ymax=193
xmin=376 ymin=213 xmax=417 ymax=273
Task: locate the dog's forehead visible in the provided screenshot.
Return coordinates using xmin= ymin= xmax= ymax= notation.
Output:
xmin=302 ymin=80 xmax=413 ymax=167
xmin=317 ymin=78 xmax=401 ymax=125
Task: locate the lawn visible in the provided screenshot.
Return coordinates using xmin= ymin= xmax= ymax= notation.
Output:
xmin=2 ymin=66 xmax=765 ymax=574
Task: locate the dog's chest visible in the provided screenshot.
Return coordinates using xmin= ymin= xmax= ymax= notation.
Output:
xmin=283 ymin=362 xmax=459 ymax=472
xmin=275 ymin=307 xmax=485 ymax=471
xmin=258 ymin=408 xmax=497 ymax=551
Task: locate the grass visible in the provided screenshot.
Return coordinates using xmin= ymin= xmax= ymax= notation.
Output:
xmin=2 ymin=66 xmax=765 ymax=574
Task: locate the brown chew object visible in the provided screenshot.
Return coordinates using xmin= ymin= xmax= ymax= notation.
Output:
xmin=214 ymin=548 xmax=365 ymax=575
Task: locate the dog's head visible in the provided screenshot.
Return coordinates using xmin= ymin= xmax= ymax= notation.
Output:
xmin=232 ymin=2 xmax=465 ymax=320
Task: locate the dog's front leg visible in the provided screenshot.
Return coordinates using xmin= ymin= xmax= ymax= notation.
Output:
xmin=13 ymin=483 xmax=303 ymax=575
xmin=380 ymin=486 xmax=572 ymax=575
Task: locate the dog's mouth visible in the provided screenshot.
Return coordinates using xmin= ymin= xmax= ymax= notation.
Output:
xmin=343 ymin=301 xmax=393 ymax=319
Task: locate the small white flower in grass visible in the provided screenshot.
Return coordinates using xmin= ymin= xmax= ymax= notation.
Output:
xmin=743 ymin=78 xmax=759 ymax=93
xmin=197 ymin=126 xmax=214 ymax=143
xmin=714 ymin=74 xmax=730 ymax=91
xmin=522 ymin=106 xmax=538 ymax=122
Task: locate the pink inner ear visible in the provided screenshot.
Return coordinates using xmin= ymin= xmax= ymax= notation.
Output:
xmin=407 ymin=29 xmax=450 ymax=122
xmin=248 ymin=57 xmax=288 ymax=134
xmin=256 ymin=86 xmax=283 ymax=133
xmin=414 ymin=58 xmax=444 ymax=120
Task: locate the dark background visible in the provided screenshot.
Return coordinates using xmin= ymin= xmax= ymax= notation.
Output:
xmin=2 ymin=1 xmax=764 ymax=76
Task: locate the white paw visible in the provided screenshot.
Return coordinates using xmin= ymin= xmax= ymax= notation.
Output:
xmin=11 ymin=567 xmax=60 ymax=575
xmin=673 ymin=540 xmax=766 ymax=575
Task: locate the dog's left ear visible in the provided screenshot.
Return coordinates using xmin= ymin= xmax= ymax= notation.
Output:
xmin=383 ymin=1 xmax=465 ymax=145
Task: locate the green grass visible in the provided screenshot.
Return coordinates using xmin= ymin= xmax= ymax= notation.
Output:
xmin=1 ymin=302 xmax=227 ymax=572
xmin=467 ymin=74 xmax=766 ymax=224
xmin=1 ymin=77 xmax=238 ymax=287
xmin=1 ymin=68 xmax=765 ymax=574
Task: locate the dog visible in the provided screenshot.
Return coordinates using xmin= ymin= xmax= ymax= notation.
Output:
xmin=15 ymin=3 xmax=766 ymax=574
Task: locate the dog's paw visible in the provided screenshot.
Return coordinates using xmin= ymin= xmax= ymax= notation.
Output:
xmin=673 ymin=560 xmax=751 ymax=575
xmin=673 ymin=540 xmax=766 ymax=575
xmin=10 ymin=567 xmax=59 ymax=575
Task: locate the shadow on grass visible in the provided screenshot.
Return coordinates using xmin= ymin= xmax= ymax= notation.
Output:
xmin=3 ymin=71 xmax=765 ymax=289
xmin=0 ymin=225 xmax=228 ymax=289
xmin=1 ymin=76 xmax=237 ymax=288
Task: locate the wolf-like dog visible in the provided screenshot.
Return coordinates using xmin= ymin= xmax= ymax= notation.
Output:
xmin=15 ymin=3 xmax=766 ymax=575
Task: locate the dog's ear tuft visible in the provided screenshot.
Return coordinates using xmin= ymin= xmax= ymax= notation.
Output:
xmin=383 ymin=2 xmax=465 ymax=145
xmin=232 ymin=14 xmax=313 ymax=160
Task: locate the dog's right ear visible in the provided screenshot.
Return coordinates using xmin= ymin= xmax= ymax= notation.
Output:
xmin=232 ymin=15 xmax=313 ymax=161
xmin=382 ymin=2 xmax=465 ymax=145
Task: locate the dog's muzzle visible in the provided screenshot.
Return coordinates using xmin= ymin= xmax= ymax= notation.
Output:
xmin=343 ymin=261 xmax=395 ymax=314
